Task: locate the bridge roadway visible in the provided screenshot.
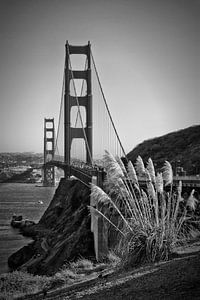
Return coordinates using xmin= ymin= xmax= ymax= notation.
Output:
xmin=45 ymin=160 xmax=105 ymax=186
xmin=45 ymin=160 xmax=200 ymax=189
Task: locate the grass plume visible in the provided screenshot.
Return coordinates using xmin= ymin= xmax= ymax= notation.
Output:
xmin=91 ymin=151 xmax=200 ymax=266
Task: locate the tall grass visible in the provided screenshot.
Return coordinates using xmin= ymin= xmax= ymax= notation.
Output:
xmin=90 ymin=151 xmax=199 ymax=266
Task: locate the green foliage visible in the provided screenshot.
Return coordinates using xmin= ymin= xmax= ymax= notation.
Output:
xmin=127 ymin=125 xmax=200 ymax=175
xmin=90 ymin=151 xmax=200 ymax=267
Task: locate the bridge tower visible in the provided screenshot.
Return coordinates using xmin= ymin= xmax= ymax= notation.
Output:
xmin=43 ymin=118 xmax=55 ymax=186
xmin=64 ymin=41 xmax=92 ymax=176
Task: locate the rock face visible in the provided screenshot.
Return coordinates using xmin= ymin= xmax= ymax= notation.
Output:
xmin=8 ymin=178 xmax=95 ymax=275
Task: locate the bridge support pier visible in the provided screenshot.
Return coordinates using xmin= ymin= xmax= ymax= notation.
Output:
xmin=43 ymin=118 xmax=55 ymax=186
xmin=64 ymin=41 xmax=93 ymax=175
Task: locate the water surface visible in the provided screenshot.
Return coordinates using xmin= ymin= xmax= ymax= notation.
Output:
xmin=0 ymin=183 xmax=56 ymax=273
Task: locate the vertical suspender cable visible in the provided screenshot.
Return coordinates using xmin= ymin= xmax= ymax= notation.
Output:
xmin=91 ymin=50 xmax=128 ymax=162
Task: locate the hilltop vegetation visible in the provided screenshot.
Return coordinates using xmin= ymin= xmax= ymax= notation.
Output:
xmin=127 ymin=125 xmax=200 ymax=175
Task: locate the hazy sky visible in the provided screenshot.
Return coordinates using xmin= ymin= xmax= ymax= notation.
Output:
xmin=0 ymin=0 xmax=199 ymax=154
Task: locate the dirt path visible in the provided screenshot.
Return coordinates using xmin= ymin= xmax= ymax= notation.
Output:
xmin=55 ymin=253 xmax=200 ymax=300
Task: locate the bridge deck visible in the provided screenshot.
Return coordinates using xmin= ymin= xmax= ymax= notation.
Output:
xmin=45 ymin=160 xmax=200 ymax=188
xmin=45 ymin=160 xmax=105 ymax=186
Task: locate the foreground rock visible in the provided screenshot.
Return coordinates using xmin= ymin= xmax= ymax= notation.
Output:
xmin=8 ymin=178 xmax=95 ymax=275
xmin=11 ymin=214 xmax=36 ymax=229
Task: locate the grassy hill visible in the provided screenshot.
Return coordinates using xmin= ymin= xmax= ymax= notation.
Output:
xmin=127 ymin=125 xmax=200 ymax=175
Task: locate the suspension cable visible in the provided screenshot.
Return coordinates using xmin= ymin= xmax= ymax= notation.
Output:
xmin=91 ymin=50 xmax=128 ymax=162
xmin=55 ymin=54 xmax=66 ymax=160
xmin=66 ymin=44 xmax=93 ymax=165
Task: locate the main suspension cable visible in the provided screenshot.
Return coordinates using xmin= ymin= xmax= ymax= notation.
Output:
xmin=55 ymin=53 xmax=66 ymax=160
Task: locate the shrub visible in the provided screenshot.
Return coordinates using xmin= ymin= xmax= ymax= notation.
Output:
xmin=0 ymin=268 xmax=78 ymax=298
xmin=49 ymin=269 xmax=77 ymax=289
xmin=107 ymin=251 xmax=121 ymax=267
xmin=90 ymin=151 xmax=200 ymax=267
xmin=0 ymin=271 xmax=50 ymax=299
xmin=70 ymin=258 xmax=94 ymax=272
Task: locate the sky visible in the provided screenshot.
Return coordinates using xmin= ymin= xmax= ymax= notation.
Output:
xmin=0 ymin=0 xmax=199 ymax=155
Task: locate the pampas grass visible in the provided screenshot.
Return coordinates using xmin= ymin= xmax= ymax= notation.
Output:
xmin=127 ymin=161 xmax=138 ymax=185
xmin=163 ymin=161 xmax=173 ymax=186
xmin=155 ymin=173 xmax=164 ymax=193
xmin=147 ymin=158 xmax=156 ymax=183
xmin=91 ymin=151 xmax=199 ymax=266
xmin=187 ymin=189 xmax=198 ymax=211
xmin=135 ymin=156 xmax=146 ymax=176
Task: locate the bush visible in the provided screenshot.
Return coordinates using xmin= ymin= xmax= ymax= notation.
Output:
xmin=90 ymin=151 xmax=200 ymax=267
xmin=0 ymin=267 xmax=78 ymax=298
xmin=48 ymin=269 xmax=77 ymax=289
xmin=0 ymin=271 xmax=50 ymax=299
xmin=70 ymin=258 xmax=94 ymax=272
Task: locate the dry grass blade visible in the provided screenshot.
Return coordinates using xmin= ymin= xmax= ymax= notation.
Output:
xmin=147 ymin=158 xmax=156 ymax=183
xmin=145 ymin=169 xmax=152 ymax=182
xmin=155 ymin=172 xmax=163 ymax=193
xmin=104 ymin=150 xmax=124 ymax=179
xmin=187 ymin=189 xmax=198 ymax=211
xmin=127 ymin=161 xmax=138 ymax=185
xmin=177 ymin=180 xmax=182 ymax=196
xmin=147 ymin=182 xmax=156 ymax=200
xmin=135 ymin=156 xmax=146 ymax=176
xmin=163 ymin=161 xmax=173 ymax=186
xmin=91 ymin=183 xmax=133 ymax=232
xmin=147 ymin=182 xmax=159 ymax=225
xmin=172 ymin=190 xmax=183 ymax=226
xmin=88 ymin=206 xmax=125 ymax=236
xmin=115 ymin=156 xmax=127 ymax=176
xmin=91 ymin=184 xmax=110 ymax=205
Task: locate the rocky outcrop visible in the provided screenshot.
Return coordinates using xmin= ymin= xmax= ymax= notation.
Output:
xmin=8 ymin=243 xmax=35 ymax=270
xmin=8 ymin=178 xmax=95 ymax=275
xmin=11 ymin=215 xmax=36 ymax=229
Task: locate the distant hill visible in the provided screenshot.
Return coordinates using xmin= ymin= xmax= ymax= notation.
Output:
xmin=127 ymin=125 xmax=200 ymax=175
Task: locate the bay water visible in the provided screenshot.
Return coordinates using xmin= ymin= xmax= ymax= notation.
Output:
xmin=0 ymin=183 xmax=56 ymax=274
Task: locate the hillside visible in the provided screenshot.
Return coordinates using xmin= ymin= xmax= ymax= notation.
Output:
xmin=127 ymin=125 xmax=200 ymax=175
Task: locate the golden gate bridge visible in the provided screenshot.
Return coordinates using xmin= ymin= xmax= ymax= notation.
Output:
xmin=42 ymin=41 xmax=200 ymax=191
xmin=43 ymin=41 xmax=126 ymax=187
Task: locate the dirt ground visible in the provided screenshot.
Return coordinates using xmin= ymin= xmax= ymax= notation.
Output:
xmin=57 ymin=252 xmax=200 ymax=300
